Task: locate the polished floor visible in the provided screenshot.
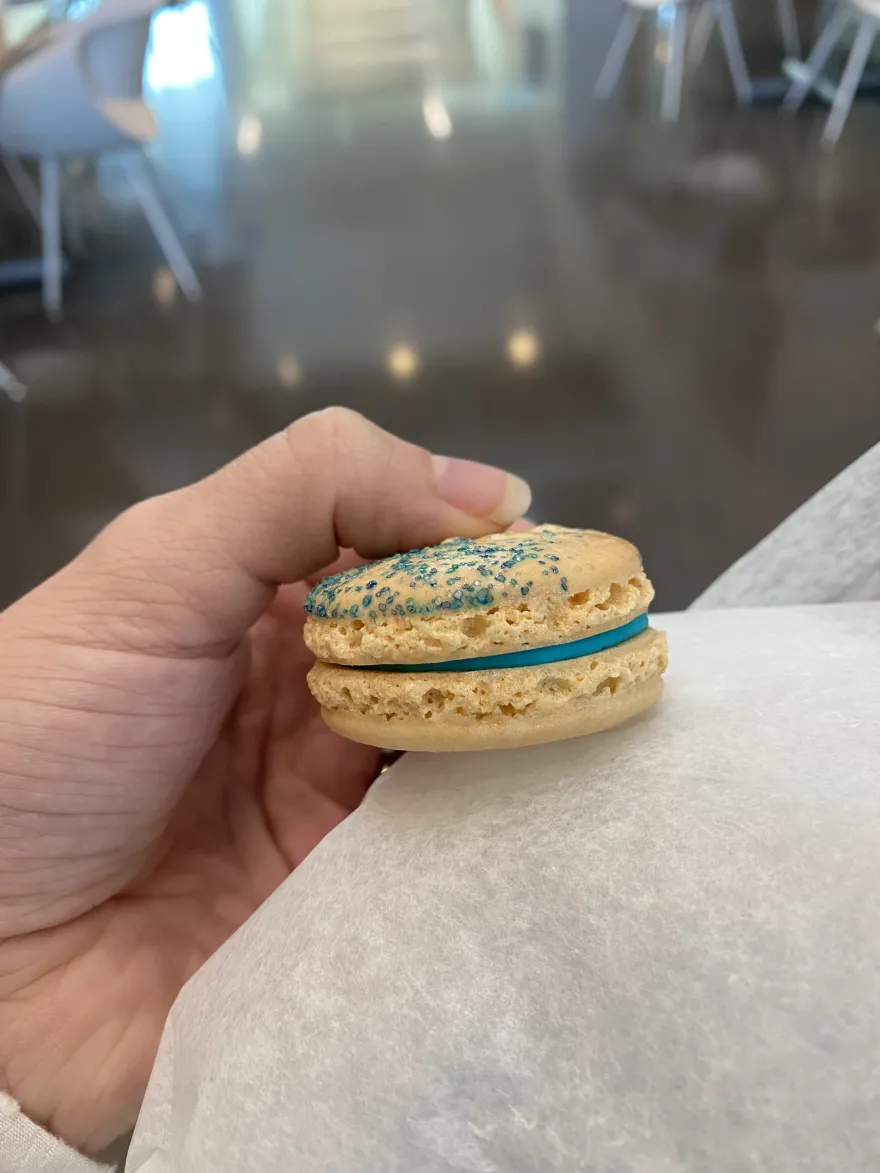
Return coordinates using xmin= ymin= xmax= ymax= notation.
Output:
xmin=2 ymin=0 xmax=880 ymax=612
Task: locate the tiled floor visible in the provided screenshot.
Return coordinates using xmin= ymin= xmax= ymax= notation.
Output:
xmin=2 ymin=0 xmax=880 ymax=613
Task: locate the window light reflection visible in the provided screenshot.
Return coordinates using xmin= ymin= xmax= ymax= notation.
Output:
xmin=146 ymin=0 xmax=216 ymax=92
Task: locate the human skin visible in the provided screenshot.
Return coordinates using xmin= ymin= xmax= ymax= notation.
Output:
xmin=0 ymin=408 xmax=531 ymax=1153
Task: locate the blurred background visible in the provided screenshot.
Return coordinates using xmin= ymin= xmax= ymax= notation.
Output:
xmin=1 ymin=0 xmax=880 ymax=613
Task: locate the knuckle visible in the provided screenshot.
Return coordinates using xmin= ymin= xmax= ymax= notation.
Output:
xmin=286 ymin=407 xmax=370 ymax=462
xmin=96 ymin=496 xmax=166 ymax=551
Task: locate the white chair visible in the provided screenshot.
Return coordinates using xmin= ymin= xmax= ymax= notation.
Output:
xmin=0 ymin=0 xmax=202 ymax=317
xmin=783 ymin=0 xmax=880 ymax=148
xmin=595 ymin=0 xmax=752 ymax=123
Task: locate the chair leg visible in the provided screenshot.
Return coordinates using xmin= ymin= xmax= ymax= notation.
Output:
xmin=815 ymin=0 xmax=837 ymax=36
xmin=713 ymin=0 xmax=752 ymax=103
xmin=822 ymin=14 xmax=876 ymax=147
xmin=5 ymin=156 xmax=84 ymax=257
xmin=40 ymin=156 xmax=63 ymax=321
xmin=688 ymin=1 xmax=716 ymax=67
xmin=660 ymin=3 xmax=688 ymax=122
xmin=595 ymin=5 xmax=641 ymax=100
xmin=3 ymin=155 xmax=41 ymax=228
xmin=123 ymin=153 xmax=203 ymax=303
xmin=1 ymin=384 xmax=28 ymax=546
xmin=0 ymin=361 xmax=26 ymax=403
xmin=783 ymin=5 xmax=849 ymax=112
xmin=776 ymin=0 xmax=802 ymax=58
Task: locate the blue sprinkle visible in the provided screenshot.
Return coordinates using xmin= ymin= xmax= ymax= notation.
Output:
xmin=302 ymin=532 xmax=572 ymax=622
xmin=560 ymin=577 xmax=569 ymax=592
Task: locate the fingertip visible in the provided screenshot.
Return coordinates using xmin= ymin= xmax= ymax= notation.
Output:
xmin=507 ymin=516 xmax=537 ymax=533
xmin=431 ymin=456 xmax=532 ymax=528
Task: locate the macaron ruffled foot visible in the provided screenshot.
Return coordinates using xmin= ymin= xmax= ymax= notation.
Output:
xmin=304 ymin=526 xmax=668 ymax=752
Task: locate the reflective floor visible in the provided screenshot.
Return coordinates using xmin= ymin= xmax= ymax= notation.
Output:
xmin=2 ymin=0 xmax=880 ymax=611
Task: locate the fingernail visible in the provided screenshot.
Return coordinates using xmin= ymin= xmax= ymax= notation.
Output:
xmin=507 ymin=516 xmax=536 ymax=532
xmin=432 ymin=456 xmax=532 ymax=526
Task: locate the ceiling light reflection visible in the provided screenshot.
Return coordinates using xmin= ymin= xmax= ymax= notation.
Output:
xmin=387 ymin=345 xmax=420 ymax=381
xmin=237 ymin=114 xmax=263 ymax=156
xmin=152 ymin=266 xmax=177 ymax=307
xmin=422 ymin=93 xmax=453 ymax=140
xmin=276 ymin=356 xmax=302 ymax=389
xmin=506 ymin=329 xmax=540 ymax=368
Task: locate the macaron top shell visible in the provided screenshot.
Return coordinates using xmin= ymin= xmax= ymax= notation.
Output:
xmin=304 ymin=526 xmax=654 ymax=667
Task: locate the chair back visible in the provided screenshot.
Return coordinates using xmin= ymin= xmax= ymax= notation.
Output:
xmin=0 ymin=0 xmax=165 ymax=157
xmin=80 ymin=14 xmax=151 ymax=101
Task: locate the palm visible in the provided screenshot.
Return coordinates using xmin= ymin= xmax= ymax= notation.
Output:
xmin=0 ymin=583 xmax=379 ymax=1154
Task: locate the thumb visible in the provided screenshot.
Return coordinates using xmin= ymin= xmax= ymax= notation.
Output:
xmin=36 ymin=409 xmax=532 ymax=656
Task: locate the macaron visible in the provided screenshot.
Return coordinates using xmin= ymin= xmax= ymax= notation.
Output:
xmin=304 ymin=526 xmax=668 ymax=752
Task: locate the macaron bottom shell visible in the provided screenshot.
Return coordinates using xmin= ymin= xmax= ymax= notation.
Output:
xmin=320 ymin=674 xmax=663 ymax=752
xmin=309 ymin=627 xmax=667 ymax=753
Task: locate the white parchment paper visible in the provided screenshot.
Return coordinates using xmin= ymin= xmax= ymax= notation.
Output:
xmin=127 ymin=603 xmax=880 ymax=1173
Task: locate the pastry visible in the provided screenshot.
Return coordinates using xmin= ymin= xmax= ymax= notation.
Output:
xmin=304 ymin=526 xmax=667 ymax=752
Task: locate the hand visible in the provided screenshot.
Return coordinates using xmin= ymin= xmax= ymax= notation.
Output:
xmin=0 ymin=409 xmax=531 ymax=1153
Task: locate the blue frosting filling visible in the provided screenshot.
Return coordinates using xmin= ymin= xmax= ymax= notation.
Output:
xmin=363 ymin=613 xmax=650 ymax=674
